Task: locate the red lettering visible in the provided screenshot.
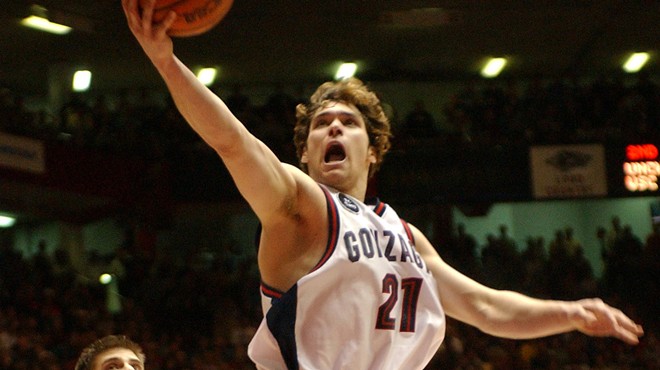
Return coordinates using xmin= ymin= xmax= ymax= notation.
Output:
xmin=626 ymin=144 xmax=658 ymax=161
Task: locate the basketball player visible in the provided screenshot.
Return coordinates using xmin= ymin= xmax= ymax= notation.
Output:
xmin=122 ymin=1 xmax=644 ymax=368
xmin=75 ymin=335 xmax=145 ymax=370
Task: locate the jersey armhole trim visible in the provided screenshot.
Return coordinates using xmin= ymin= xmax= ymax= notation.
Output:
xmin=401 ymin=218 xmax=415 ymax=247
xmin=310 ymin=185 xmax=340 ymax=272
xmin=373 ymin=200 xmax=387 ymax=216
xmin=260 ymin=281 xmax=284 ymax=299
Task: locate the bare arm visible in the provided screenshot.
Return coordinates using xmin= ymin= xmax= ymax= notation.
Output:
xmin=122 ymin=0 xmax=300 ymax=222
xmin=411 ymin=225 xmax=644 ymax=344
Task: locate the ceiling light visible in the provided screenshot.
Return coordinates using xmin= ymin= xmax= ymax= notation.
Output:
xmin=481 ymin=57 xmax=507 ymax=78
xmin=196 ymin=67 xmax=218 ymax=86
xmin=623 ymin=52 xmax=649 ymax=73
xmin=21 ymin=15 xmax=72 ymax=34
xmin=72 ymin=70 xmax=92 ymax=91
xmin=0 ymin=215 xmax=16 ymax=228
xmin=99 ymin=273 xmax=113 ymax=285
xmin=335 ymin=63 xmax=357 ymax=80
xmin=21 ymin=5 xmax=72 ymax=35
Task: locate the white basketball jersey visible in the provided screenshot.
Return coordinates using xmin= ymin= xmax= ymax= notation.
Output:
xmin=248 ymin=185 xmax=446 ymax=370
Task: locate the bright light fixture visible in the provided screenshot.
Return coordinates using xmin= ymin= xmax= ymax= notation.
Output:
xmin=0 ymin=215 xmax=16 ymax=228
xmin=196 ymin=68 xmax=218 ymax=86
xmin=623 ymin=52 xmax=649 ymax=73
xmin=335 ymin=63 xmax=357 ymax=80
xmin=481 ymin=57 xmax=507 ymax=78
xmin=99 ymin=273 xmax=113 ymax=285
xmin=21 ymin=15 xmax=72 ymax=35
xmin=72 ymin=70 xmax=92 ymax=92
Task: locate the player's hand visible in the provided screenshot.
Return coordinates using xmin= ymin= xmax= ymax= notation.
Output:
xmin=568 ymin=298 xmax=644 ymax=345
xmin=121 ymin=0 xmax=176 ymax=67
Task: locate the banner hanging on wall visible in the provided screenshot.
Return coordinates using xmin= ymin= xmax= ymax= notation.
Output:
xmin=529 ymin=144 xmax=607 ymax=199
xmin=0 ymin=132 xmax=45 ymax=174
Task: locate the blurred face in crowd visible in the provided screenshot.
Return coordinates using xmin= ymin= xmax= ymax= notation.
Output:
xmin=76 ymin=335 xmax=145 ymax=370
xmin=92 ymin=348 xmax=144 ymax=370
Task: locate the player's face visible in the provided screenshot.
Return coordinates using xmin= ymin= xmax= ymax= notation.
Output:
xmin=302 ymin=101 xmax=376 ymax=190
xmin=93 ymin=348 xmax=144 ymax=370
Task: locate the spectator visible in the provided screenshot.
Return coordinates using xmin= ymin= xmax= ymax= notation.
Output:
xmin=59 ymin=92 xmax=94 ymax=145
xmin=520 ymin=236 xmax=547 ymax=296
xmin=447 ymin=223 xmax=479 ymax=276
xmin=223 ymin=84 xmax=251 ymax=116
xmin=564 ymin=226 xmax=583 ymax=257
xmin=75 ymin=335 xmax=145 ymax=370
xmin=400 ymin=99 xmax=438 ymax=140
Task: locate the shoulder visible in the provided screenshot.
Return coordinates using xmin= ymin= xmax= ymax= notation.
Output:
xmin=267 ymin=163 xmax=326 ymax=219
xmin=258 ymin=167 xmax=332 ymax=291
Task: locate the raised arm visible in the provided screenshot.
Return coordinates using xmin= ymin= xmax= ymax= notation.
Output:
xmin=121 ymin=0 xmax=302 ymax=222
xmin=411 ymin=224 xmax=644 ymax=345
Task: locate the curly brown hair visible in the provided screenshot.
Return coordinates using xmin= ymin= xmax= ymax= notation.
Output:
xmin=75 ymin=335 xmax=145 ymax=370
xmin=293 ymin=78 xmax=392 ymax=178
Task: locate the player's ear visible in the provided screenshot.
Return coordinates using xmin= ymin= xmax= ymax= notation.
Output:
xmin=301 ymin=147 xmax=309 ymax=163
xmin=368 ymin=146 xmax=377 ymax=164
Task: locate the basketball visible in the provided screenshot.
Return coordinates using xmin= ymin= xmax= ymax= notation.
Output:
xmin=140 ymin=0 xmax=234 ymax=37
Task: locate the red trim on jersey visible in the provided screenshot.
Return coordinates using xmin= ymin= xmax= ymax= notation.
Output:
xmin=400 ymin=219 xmax=415 ymax=246
xmin=373 ymin=200 xmax=387 ymax=216
xmin=310 ymin=186 xmax=340 ymax=272
xmin=260 ymin=282 xmax=284 ymax=299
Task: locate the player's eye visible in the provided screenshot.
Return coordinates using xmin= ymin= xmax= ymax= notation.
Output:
xmin=313 ymin=119 xmax=328 ymax=127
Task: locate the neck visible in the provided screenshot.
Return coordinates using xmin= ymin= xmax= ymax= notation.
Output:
xmin=318 ymin=177 xmax=368 ymax=202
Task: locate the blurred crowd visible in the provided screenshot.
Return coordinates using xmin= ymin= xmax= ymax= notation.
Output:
xmin=428 ymin=217 xmax=660 ymax=370
xmin=394 ymin=72 xmax=660 ymax=149
xmin=0 ymin=84 xmax=301 ymax=165
xmin=0 ymin=235 xmax=261 ymax=370
xmin=1 ymin=72 xmax=659 ymax=161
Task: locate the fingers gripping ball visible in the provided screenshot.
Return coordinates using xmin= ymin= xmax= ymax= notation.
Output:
xmin=140 ymin=0 xmax=234 ymax=37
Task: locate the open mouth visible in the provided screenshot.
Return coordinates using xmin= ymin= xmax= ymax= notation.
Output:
xmin=324 ymin=143 xmax=346 ymax=163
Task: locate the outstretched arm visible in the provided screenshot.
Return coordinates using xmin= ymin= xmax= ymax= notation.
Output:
xmin=121 ymin=0 xmax=301 ymax=222
xmin=411 ymin=224 xmax=644 ymax=344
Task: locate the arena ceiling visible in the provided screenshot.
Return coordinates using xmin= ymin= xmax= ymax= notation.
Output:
xmin=1 ymin=0 xmax=659 ymax=96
